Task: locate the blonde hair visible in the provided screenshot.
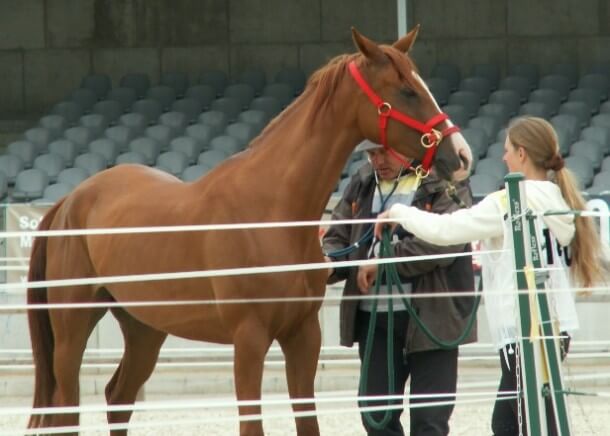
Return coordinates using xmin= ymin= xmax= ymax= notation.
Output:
xmin=507 ymin=116 xmax=605 ymax=289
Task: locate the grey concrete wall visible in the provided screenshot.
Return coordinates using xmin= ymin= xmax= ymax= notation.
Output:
xmin=0 ymin=0 xmax=609 ymax=118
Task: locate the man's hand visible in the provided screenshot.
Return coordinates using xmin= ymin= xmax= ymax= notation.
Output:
xmin=357 ymin=263 xmax=378 ymax=294
xmin=374 ymin=211 xmax=398 ymax=240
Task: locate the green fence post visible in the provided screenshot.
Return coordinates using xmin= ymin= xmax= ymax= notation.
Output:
xmin=505 ymin=172 xmax=544 ymax=436
xmin=525 ymin=208 xmax=572 ymax=435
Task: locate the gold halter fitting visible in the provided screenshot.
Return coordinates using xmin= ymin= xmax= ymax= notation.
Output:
xmin=421 ymin=128 xmax=442 ymax=148
xmin=415 ymin=165 xmax=430 ymax=179
xmin=377 ymin=102 xmax=392 ymax=115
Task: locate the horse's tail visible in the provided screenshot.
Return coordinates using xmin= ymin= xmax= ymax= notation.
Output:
xmin=27 ymin=201 xmax=64 ymax=428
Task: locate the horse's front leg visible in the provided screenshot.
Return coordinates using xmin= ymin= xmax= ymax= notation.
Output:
xmin=278 ymin=313 xmax=322 ymax=436
xmin=233 ymin=317 xmax=273 ymax=436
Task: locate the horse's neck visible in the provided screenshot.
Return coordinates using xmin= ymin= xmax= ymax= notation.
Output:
xmin=248 ymin=86 xmax=361 ymax=220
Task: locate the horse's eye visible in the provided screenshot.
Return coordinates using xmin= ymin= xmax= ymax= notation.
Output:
xmin=400 ymin=87 xmax=417 ymax=98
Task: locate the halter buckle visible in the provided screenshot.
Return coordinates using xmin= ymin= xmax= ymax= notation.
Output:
xmin=421 ymin=129 xmax=442 ymax=149
xmin=377 ymin=102 xmax=392 ymax=116
xmin=415 ymin=165 xmax=430 ymax=179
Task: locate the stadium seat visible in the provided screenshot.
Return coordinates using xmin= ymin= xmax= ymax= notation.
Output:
xmin=0 ymin=154 xmax=24 ymax=184
xmin=591 ymin=113 xmax=610 ymax=130
xmin=250 ymin=96 xmax=282 ymax=118
xmin=199 ymin=110 xmax=229 ymax=137
xmin=474 ymin=157 xmax=508 ymax=179
xmin=499 ymin=76 xmax=530 ymax=102
xmin=171 ymin=98 xmax=203 ymax=124
xmin=225 ymin=122 xmax=255 ymax=148
xmin=274 ymin=67 xmax=306 ymax=95
xmin=461 ymin=127 xmax=490 ymax=158
xmin=570 ymin=140 xmax=603 ymax=170
xmin=198 ymin=149 xmax=230 ymax=167
xmin=74 ymin=152 xmax=107 ymax=176
xmin=224 ymin=83 xmax=256 ymax=109
xmin=39 ymin=115 xmax=68 ymax=139
xmin=239 ymin=68 xmax=267 ymax=95
xmin=538 ymin=75 xmax=571 ymax=101
xmin=262 ymin=83 xmax=294 ymax=108
xmin=486 ymin=142 xmax=505 ymax=159
xmin=185 ymin=124 xmax=213 ymax=150
xmin=448 ymin=90 xmax=480 ymax=118
xmin=48 ymin=139 xmax=78 ymax=166
xmin=518 ymin=102 xmax=553 ymax=120
xmin=238 ymin=109 xmax=269 ymax=134
xmin=115 ymin=151 xmax=148 ymax=166
xmin=508 ymin=63 xmax=539 ymax=90
xmin=568 ymin=88 xmax=602 ymax=114
xmin=528 ymin=89 xmax=562 ymax=116
xmin=52 ymin=101 xmax=83 ymax=126
xmin=89 ymin=138 xmax=120 ymax=166
xmin=12 ymin=168 xmax=49 ymax=201
xmin=69 ymin=88 xmax=98 ymax=112
xmin=105 ymin=125 xmax=137 ymax=152
xmin=92 ymin=100 xmax=123 ymax=124
xmin=564 ymin=155 xmax=594 ymax=188
xmin=459 ymin=76 xmax=492 ymax=103
xmin=471 ymin=63 xmax=500 ymax=90
xmin=550 ymin=62 xmax=578 ymax=89
xmin=159 ymin=111 xmax=188 ymax=136
xmin=132 ymin=99 xmax=163 ymax=125
xmin=24 ymin=127 xmax=54 ymax=152
xmin=181 ymin=164 xmax=213 ymax=182
xmin=57 ymin=167 xmax=89 ymax=187
xmin=210 ymin=135 xmax=241 ymax=156
xmin=120 ymin=73 xmax=151 ymax=99
xmin=426 ymin=77 xmax=451 ymax=106
xmin=578 ymin=73 xmax=609 ymax=99
xmin=119 ymin=112 xmax=147 ymax=136
xmin=550 ymin=114 xmax=580 ymax=143
xmin=478 ymin=103 xmax=510 ymax=124
xmin=107 ymin=87 xmax=138 ymax=111
xmin=580 ymin=126 xmax=610 ymax=155
xmin=160 ymin=71 xmax=190 ymax=97
xmin=431 ymin=63 xmax=461 ymax=91
xmin=592 ymin=171 xmax=610 ymax=189
xmin=147 ymin=85 xmax=176 ymax=111
xmin=185 ymin=85 xmax=217 ymax=110
xmin=156 ymin=151 xmax=189 ymax=176
xmin=79 ymin=113 xmax=108 ymax=138
xmin=469 ymin=173 xmax=502 ymax=197
xmin=442 ymin=104 xmax=470 ymax=128
xmin=7 ymin=140 xmax=37 ymax=168
xmin=210 ymin=97 xmax=242 ymax=122
xmin=199 ymin=69 xmax=229 ymax=96
xmin=489 ymin=89 xmax=521 ymax=116
xmin=129 ymin=137 xmax=161 ymax=165
xmin=80 ymin=73 xmax=111 ymax=100
xmin=468 ymin=116 xmax=501 ymax=143
xmin=169 ymin=136 xmax=201 ymax=164
xmin=145 ymin=124 xmax=175 ymax=151
xmin=64 ymin=126 xmax=96 ymax=153
xmin=40 ymin=182 xmax=73 ymax=203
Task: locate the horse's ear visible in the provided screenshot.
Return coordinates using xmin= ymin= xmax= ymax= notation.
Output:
xmin=393 ymin=24 xmax=420 ymax=53
xmin=352 ymin=27 xmax=387 ymax=64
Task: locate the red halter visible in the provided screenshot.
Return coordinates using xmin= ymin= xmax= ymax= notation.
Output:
xmin=348 ymin=61 xmax=460 ymax=177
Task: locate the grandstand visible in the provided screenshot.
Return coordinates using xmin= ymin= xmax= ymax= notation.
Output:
xmin=3 ymin=61 xmax=610 ymax=204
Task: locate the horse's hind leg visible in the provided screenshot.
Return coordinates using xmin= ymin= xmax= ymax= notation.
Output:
xmin=278 ymin=313 xmax=321 ymax=436
xmin=233 ymin=317 xmax=274 ymax=436
xmin=105 ymin=307 xmax=167 ymax=436
xmin=48 ymin=290 xmax=107 ymax=431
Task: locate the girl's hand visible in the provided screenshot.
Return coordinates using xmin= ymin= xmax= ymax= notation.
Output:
xmin=374 ymin=211 xmax=397 ymax=239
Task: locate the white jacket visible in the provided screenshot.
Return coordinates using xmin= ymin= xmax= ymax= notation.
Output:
xmin=388 ymin=180 xmax=578 ymax=349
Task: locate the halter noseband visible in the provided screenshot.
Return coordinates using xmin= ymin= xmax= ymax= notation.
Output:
xmin=348 ymin=61 xmax=460 ymax=178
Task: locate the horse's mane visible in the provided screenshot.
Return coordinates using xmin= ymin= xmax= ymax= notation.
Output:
xmin=248 ymin=44 xmax=420 ymax=146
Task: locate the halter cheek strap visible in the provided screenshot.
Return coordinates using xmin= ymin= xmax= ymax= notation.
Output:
xmin=348 ymin=61 xmax=460 ymax=176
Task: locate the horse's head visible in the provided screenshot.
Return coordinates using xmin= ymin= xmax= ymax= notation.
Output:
xmin=351 ymin=26 xmax=472 ymax=182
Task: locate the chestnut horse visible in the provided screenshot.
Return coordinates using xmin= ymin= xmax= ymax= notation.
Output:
xmin=27 ymin=27 xmax=471 ymax=435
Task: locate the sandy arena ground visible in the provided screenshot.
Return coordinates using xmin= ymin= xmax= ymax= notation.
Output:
xmin=1 ymin=390 xmax=608 ymax=435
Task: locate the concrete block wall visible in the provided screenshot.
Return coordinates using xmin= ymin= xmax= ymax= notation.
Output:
xmin=1 ymin=0 xmax=609 ymax=118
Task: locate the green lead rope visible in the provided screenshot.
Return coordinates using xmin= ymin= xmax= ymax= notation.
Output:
xmin=359 ymin=228 xmax=482 ymax=429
